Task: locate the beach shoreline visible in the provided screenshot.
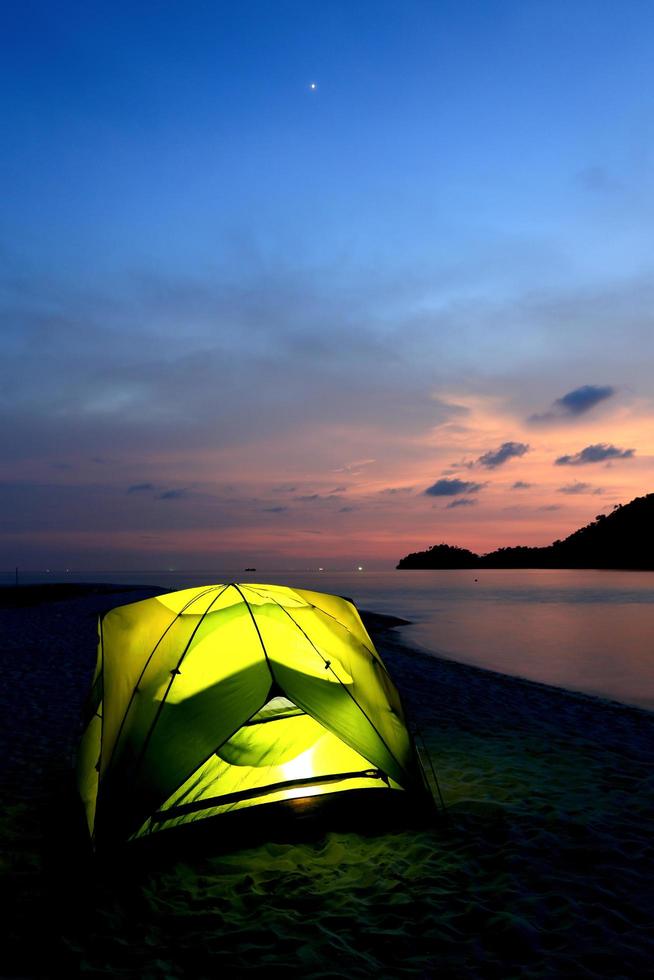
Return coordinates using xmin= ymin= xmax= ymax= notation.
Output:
xmin=2 ymin=584 xmax=653 ymax=978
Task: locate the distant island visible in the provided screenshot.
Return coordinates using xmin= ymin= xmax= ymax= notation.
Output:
xmin=397 ymin=492 xmax=654 ymax=570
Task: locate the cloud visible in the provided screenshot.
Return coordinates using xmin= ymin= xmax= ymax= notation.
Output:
xmin=262 ymin=505 xmax=287 ymax=512
xmin=512 ymin=480 xmax=532 ymax=489
xmin=446 ymin=497 xmax=477 ymax=509
xmin=296 ymin=492 xmax=347 ymax=504
xmin=127 ymin=482 xmax=155 ymax=493
xmin=476 ymin=441 xmax=529 ymax=469
xmin=4 ymin=245 xmax=654 ymax=568
xmin=334 ymin=458 xmax=376 ymax=474
xmin=0 ymin=262 xmax=469 ymax=474
xmin=379 ymin=486 xmax=414 ymax=495
xmin=555 ymin=444 xmax=635 ymax=466
xmin=424 ymin=478 xmax=484 ymax=497
xmin=158 ymin=488 xmax=189 ymax=500
xmin=539 ymin=504 xmax=562 ymax=511
xmin=530 ymin=385 xmax=615 ymax=423
xmin=556 ymin=385 xmax=615 ymax=415
xmin=557 ymin=482 xmax=604 ymax=495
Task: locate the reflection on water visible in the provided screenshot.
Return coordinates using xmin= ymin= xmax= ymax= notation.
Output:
xmin=8 ymin=567 xmax=654 ymax=711
xmin=401 ymin=581 xmax=654 ymax=711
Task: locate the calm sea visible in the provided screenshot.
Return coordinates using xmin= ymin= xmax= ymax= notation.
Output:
xmin=8 ymin=567 xmax=654 ymax=711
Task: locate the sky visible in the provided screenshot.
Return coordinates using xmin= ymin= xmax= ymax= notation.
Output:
xmin=2 ymin=0 xmax=654 ymax=570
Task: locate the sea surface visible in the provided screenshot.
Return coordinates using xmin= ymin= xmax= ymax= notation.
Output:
xmin=6 ymin=567 xmax=654 ymax=711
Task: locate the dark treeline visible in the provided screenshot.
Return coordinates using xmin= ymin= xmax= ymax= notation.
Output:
xmin=397 ymin=493 xmax=654 ymax=569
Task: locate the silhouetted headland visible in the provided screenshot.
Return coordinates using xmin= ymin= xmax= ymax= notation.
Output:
xmin=397 ymin=492 xmax=654 ymax=569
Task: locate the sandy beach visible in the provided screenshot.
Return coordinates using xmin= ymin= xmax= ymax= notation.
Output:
xmin=1 ymin=585 xmax=653 ymax=978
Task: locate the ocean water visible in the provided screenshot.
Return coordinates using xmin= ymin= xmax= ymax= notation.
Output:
xmin=7 ymin=567 xmax=654 ymax=711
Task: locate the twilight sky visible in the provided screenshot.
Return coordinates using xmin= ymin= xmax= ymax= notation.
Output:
xmin=3 ymin=1 xmax=654 ymax=570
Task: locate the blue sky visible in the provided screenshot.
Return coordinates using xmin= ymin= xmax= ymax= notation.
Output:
xmin=2 ymin=1 xmax=654 ymax=568
xmin=5 ymin=0 xmax=654 ymax=284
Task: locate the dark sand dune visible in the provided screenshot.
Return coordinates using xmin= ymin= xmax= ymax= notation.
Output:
xmin=1 ymin=586 xmax=653 ymax=978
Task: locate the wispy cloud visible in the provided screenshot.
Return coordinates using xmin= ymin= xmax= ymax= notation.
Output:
xmin=334 ymin=458 xmax=376 ymax=474
xmin=446 ymin=497 xmax=477 ymax=509
xmin=555 ymin=443 xmax=635 ymax=466
xmin=425 ymin=478 xmax=484 ymax=497
xmin=3 ymin=242 xmax=654 ymax=568
xmin=557 ymin=482 xmax=604 ymax=495
xmin=294 ymin=492 xmax=348 ymax=505
xmin=127 ymin=482 xmax=155 ymax=493
xmin=530 ymin=385 xmax=615 ymax=423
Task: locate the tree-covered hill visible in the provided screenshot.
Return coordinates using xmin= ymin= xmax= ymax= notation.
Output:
xmin=397 ymin=493 xmax=654 ymax=569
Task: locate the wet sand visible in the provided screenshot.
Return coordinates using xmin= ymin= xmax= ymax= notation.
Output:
xmin=1 ymin=585 xmax=653 ymax=978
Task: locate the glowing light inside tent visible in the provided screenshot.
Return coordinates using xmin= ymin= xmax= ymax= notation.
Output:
xmin=281 ymin=747 xmax=319 ymax=799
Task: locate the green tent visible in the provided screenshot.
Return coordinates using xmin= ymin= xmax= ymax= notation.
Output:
xmin=78 ymin=583 xmax=426 ymax=846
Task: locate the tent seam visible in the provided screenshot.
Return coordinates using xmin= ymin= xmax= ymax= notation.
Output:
xmin=232 ymin=583 xmax=277 ymax=686
xmin=243 ymin=587 xmax=408 ymax=786
xmin=242 ymin=585 xmax=386 ymax=671
xmin=118 ymin=584 xmax=232 ymax=799
xmin=102 ymin=584 xmax=223 ymax=779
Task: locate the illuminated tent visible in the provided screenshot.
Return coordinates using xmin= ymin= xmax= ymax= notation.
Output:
xmin=77 ymin=583 xmax=426 ymax=846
